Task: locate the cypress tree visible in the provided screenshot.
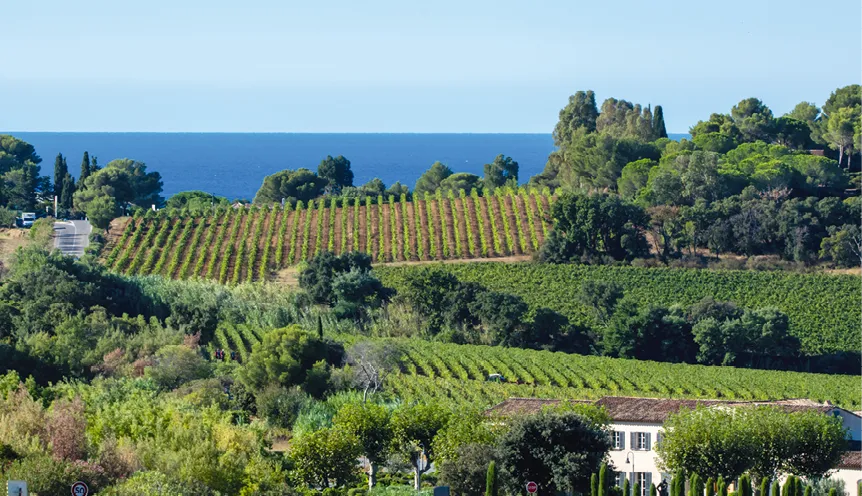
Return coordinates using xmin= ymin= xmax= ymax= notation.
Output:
xmin=60 ymin=174 xmax=75 ymax=210
xmin=80 ymin=151 xmax=91 ymax=184
xmin=803 ymin=486 xmax=811 ymax=496
xmin=793 ymin=478 xmax=802 ymax=496
xmin=760 ymin=479 xmax=770 ymax=496
xmin=592 ymin=473 xmax=599 ymax=496
xmin=739 ymin=475 xmax=751 ymax=496
xmin=650 ymin=484 xmax=657 ymax=496
xmin=771 ymin=482 xmax=780 ymax=496
xmin=828 ymin=490 xmax=836 ymax=496
xmin=485 ymin=461 xmax=497 ymax=496
xmin=625 ymin=478 xmax=631 ymax=496
xmin=653 ymin=105 xmax=668 ymax=139
xmin=599 ymin=463 xmax=609 ymax=496
xmin=691 ymin=474 xmax=703 ymax=496
xmin=706 ymin=478 xmax=715 ymax=496
xmin=53 ymin=153 xmax=68 ymax=199
xmin=635 ymin=483 xmax=642 ymax=496
xmin=718 ymin=477 xmax=727 ymax=496
xmin=317 ymin=315 xmax=323 ymax=340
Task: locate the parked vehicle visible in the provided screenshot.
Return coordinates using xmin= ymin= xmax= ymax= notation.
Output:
xmin=18 ymin=212 xmax=36 ymax=228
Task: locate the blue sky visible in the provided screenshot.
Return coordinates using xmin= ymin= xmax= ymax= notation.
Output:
xmin=2 ymin=0 xmax=859 ymax=133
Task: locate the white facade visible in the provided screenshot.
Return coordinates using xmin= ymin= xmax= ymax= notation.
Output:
xmin=606 ymin=421 xmax=670 ymax=496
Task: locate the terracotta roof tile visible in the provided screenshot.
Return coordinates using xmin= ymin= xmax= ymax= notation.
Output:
xmin=839 ymin=451 xmax=861 ymax=470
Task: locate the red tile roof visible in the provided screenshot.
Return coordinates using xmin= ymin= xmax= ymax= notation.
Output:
xmin=839 ymin=451 xmax=861 ymax=470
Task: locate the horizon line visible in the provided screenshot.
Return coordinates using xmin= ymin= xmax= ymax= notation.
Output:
xmin=3 ymin=130 xmax=690 ymax=135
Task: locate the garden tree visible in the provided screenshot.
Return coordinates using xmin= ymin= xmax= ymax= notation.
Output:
xmin=437 ymin=443 xmax=497 ymax=496
xmin=497 ymin=411 xmax=611 ymax=495
xmin=739 ymin=475 xmax=752 ymax=496
xmin=692 ymin=132 xmax=738 ymax=154
xmin=486 ymin=460 xmax=498 ymax=496
xmin=53 ymin=153 xmax=68 ymax=199
xmin=414 ymin=161 xmax=453 ymax=197
xmin=553 ymin=90 xmax=600 ymax=145
xmin=143 ymin=344 xmax=211 ymax=390
xmin=691 ymin=473 xmax=704 ymax=496
xmin=653 ymin=105 xmax=668 ymax=139
xmin=652 ymin=484 xmax=658 ymax=496
xmin=289 ymin=427 xmax=361 ymax=489
xmin=540 ymin=192 xmax=649 ymax=262
xmin=618 ymin=159 xmax=657 ymax=199
xmin=317 ymin=155 xmax=354 ymax=191
xmin=439 ymin=172 xmax=483 ymax=195
xmin=731 ymin=98 xmax=776 ymax=143
xmin=592 ymin=474 xmax=599 ymax=496
xmin=345 ymin=341 xmax=400 ymax=402
xmin=60 ymin=173 xmax=75 ymax=210
xmin=483 ymin=154 xmax=519 ymax=190
xmin=823 ymin=106 xmax=858 ymax=168
xmin=238 ymin=325 xmax=332 ymax=398
xmin=625 ymin=478 xmax=631 ymax=496
xmin=332 ymin=402 xmax=393 ymax=488
xmin=657 ymin=405 xmax=846 ymax=481
xmin=391 ymin=402 xmax=451 ymax=490
xmin=718 ymin=478 xmax=728 ymax=496
xmin=79 ymin=151 xmax=91 ymax=183
xmin=599 ymin=463 xmax=610 ymax=496
xmin=385 ymin=181 xmax=409 ymax=197
xmin=252 ymin=168 xmax=327 ymax=204
xmin=165 ymin=191 xmax=230 ymax=212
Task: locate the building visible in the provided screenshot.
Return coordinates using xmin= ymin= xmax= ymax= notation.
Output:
xmin=485 ymin=396 xmax=862 ymax=495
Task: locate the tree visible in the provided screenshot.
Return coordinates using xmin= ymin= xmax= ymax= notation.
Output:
xmin=618 ymin=159 xmax=657 ymax=199
xmin=144 ymin=345 xmax=211 ymax=390
xmin=239 ymin=325 xmax=331 ymax=397
xmin=773 ymin=117 xmax=813 ymax=150
xmin=74 ymin=158 xmax=163 ymax=218
xmin=486 ymin=460 xmax=498 ymax=496
xmin=253 ymin=168 xmax=327 ymax=205
xmin=79 ymin=151 xmax=91 ymax=184
xmin=599 ymin=463 xmax=610 ymax=496
xmin=497 ymin=411 xmax=611 ymax=495
xmin=289 ymin=427 xmax=361 ymax=489
xmin=345 ymin=341 xmax=400 ymax=402
xmin=437 ymin=443 xmax=496 ymax=496
xmin=554 ymin=90 xmax=600 ymax=145
xmin=385 ymin=181 xmax=409 ymax=197
xmin=391 ymin=403 xmax=450 ymax=490
xmin=819 ymin=224 xmax=862 ymax=267
xmin=823 ymin=107 xmax=857 ymax=168
xmin=693 ymin=132 xmax=738 ymax=154
xmin=298 ymin=251 xmax=377 ymax=305
xmin=53 ymin=153 xmax=68 ymax=200
xmin=332 ymin=402 xmax=392 ymax=488
xmin=625 ymin=478 xmax=632 ymax=496
xmin=483 ymin=155 xmax=519 ymax=190
xmin=580 ymin=280 xmax=623 ymax=325
xmin=165 ymin=191 xmax=230 ymax=213
xmin=414 ymin=161 xmax=453 ymax=197
xmin=84 ymin=191 xmax=121 ymax=229
xmin=439 ymin=173 xmax=483 ymax=195
xmin=731 ymin=98 xmax=775 ymax=143
xmin=60 ymin=173 xmax=75 ymax=210
xmin=653 ymin=105 xmax=668 ymax=139
xmin=317 ymin=155 xmax=354 ymax=191
xmin=3 ymin=164 xmax=46 ymax=211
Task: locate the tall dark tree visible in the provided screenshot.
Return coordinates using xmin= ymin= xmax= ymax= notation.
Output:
xmin=653 ymin=105 xmax=668 ymax=139
xmin=483 ymin=155 xmax=519 ymax=190
xmin=60 ymin=174 xmax=75 ymax=210
xmin=53 ymin=153 xmax=68 ymax=199
xmin=317 ymin=155 xmax=354 ymax=191
xmin=553 ymin=90 xmax=599 ymax=145
xmin=79 ymin=152 xmax=91 ymax=184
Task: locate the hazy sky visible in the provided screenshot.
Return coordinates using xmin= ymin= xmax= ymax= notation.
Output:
xmin=2 ymin=0 xmax=860 ymax=133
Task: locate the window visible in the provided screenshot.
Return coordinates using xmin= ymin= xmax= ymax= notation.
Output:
xmin=612 ymin=431 xmax=624 ymax=450
xmin=615 ymin=472 xmax=626 ymax=488
xmin=631 ymin=432 xmax=651 ymax=450
xmin=633 ymin=473 xmax=651 ymax=496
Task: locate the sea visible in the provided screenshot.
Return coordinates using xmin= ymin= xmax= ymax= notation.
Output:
xmin=8 ymin=133 xmax=689 ymax=200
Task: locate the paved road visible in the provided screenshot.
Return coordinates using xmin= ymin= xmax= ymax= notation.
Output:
xmin=54 ymin=220 xmax=92 ymax=258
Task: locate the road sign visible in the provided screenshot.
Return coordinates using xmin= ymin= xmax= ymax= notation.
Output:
xmin=7 ymin=480 xmax=28 ymax=496
xmin=70 ymin=481 xmax=88 ymax=496
xmin=526 ymin=481 xmax=538 ymax=494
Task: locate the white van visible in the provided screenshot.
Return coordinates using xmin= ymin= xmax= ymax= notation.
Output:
xmin=20 ymin=212 xmax=36 ymax=228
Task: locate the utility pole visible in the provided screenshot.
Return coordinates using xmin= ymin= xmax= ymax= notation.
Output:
xmin=54 ymin=195 xmax=58 ymax=217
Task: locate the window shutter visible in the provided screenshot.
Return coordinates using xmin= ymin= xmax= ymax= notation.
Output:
xmin=646 ymin=433 xmax=652 ymax=451
xmin=631 ymin=432 xmax=636 ymax=450
xmin=646 ymin=473 xmax=653 ymax=493
xmin=657 ymin=432 xmax=663 ymax=447
xmin=620 ymin=431 xmax=625 ymax=449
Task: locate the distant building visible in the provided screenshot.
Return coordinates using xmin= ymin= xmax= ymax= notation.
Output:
xmin=808 ymin=149 xmax=826 ymax=156
xmin=485 ymin=396 xmax=861 ymax=494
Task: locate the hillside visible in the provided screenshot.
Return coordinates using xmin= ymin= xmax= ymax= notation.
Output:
xmin=101 ymin=188 xmax=553 ymax=283
xmin=375 ymin=263 xmax=862 ymax=355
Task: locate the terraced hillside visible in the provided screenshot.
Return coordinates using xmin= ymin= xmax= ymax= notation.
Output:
xmin=376 ymin=263 xmax=862 ymax=355
xmin=103 ymin=187 xmax=554 ymax=283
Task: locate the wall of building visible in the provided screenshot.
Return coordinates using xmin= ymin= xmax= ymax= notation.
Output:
xmin=607 ymin=421 xmax=670 ymax=496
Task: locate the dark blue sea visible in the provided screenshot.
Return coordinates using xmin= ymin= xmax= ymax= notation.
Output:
xmin=8 ymin=133 xmax=689 ymax=200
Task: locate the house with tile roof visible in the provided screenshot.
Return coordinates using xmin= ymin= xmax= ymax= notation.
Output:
xmin=485 ymin=396 xmax=862 ymax=494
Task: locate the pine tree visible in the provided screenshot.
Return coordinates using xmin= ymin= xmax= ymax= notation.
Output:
xmin=89 ymin=156 xmax=99 ymax=176
xmin=60 ymin=174 xmax=75 ymax=210
xmin=54 ymin=153 xmax=68 ymax=199
xmin=317 ymin=315 xmax=323 ymax=340
xmin=592 ymin=473 xmax=599 ymax=496
xmin=625 ymin=478 xmax=631 ymax=496
xmin=485 ymin=461 xmax=497 ymax=496
xmin=80 ymin=151 xmax=91 ymax=184
xmin=653 ymin=105 xmax=668 ymax=139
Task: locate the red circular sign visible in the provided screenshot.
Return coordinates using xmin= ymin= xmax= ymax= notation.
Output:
xmin=526 ymin=481 xmax=538 ymax=494
xmin=71 ymin=481 xmax=89 ymax=496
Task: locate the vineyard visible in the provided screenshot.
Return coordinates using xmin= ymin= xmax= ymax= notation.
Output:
xmin=103 ymin=187 xmax=554 ymax=283
xmin=384 ymin=340 xmax=861 ymax=409
xmin=375 ymin=263 xmax=862 ymax=355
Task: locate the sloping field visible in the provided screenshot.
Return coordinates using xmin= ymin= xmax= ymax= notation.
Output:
xmin=375 ymin=263 xmax=862 ymax=355
xmin=102 ymin=188 xmax=554 ymax=283
xmin=383 ymin=339 xmax=861 ymax=409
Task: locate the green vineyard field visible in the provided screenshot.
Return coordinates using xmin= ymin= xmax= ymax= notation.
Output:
xmin=375 ymin=263 xmax=862 ymax=355
xmin=104 ymin=187 xmax=554 ymax=281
